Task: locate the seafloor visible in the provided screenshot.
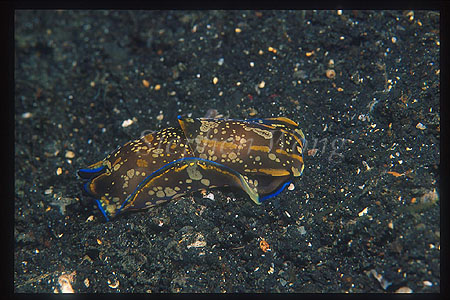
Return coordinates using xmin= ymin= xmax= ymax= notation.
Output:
xmin=14 ymin=10 xmax=440 ymax=292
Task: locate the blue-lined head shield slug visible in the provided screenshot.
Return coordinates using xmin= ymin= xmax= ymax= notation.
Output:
xmin=78 ymin=116 xmax=305 ymax=220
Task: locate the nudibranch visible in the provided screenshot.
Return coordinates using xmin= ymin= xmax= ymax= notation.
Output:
xmin=78 ymin=116 xmax=305 ymax=220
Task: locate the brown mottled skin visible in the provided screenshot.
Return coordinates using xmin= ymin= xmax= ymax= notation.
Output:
xmin=78 ymin=117 xmax=305 ymax=219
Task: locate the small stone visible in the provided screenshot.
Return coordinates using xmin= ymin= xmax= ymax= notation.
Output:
xmin=423 ymin=280 xmax=433 ymax=287
xmin=121 ymin=119 xmax=134 ymax=128
xmin=420 ymin=189 xmax=438 ymax=204
xmin=249 ymin=108 xmax=258 ymax=116
xmin=57 ymin=271 xmax=76 ymax=293
xmin=358 ymin=207 xmax=368 ymax=217
xmin=388 ymin=221 xmax=394 ymax=230
xmin=416 ymin=122 xmax=426 ymax=130
xmin=65 ymin=151 xmax=75 ymax=159
xmin=328 ymin=59 xmax=335 ymax=67
xmin=326 ymin=69 xmax=336 ymax=79
xmin=108 ymin=279 xmax=120 ymax=289
xmin=22 ymin=112 xmax=32 ymax=119
xmin=308 ymin=148 xmax=318 ymax=156
xmin=299 ymin=226 xmax=306 ymax=235
xmin=395 ymin=286 xmax=413 ymax=293
xmin=287 ymin=183 xmax=295 ymax=190
xmin=203 ymin=192 xmax=214 ymax=200
xmin=187 ymin=240 xmax=207 ymax=249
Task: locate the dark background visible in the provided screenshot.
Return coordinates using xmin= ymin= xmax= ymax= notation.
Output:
xmin=14 ymin=10 xmax=440 ymax=292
